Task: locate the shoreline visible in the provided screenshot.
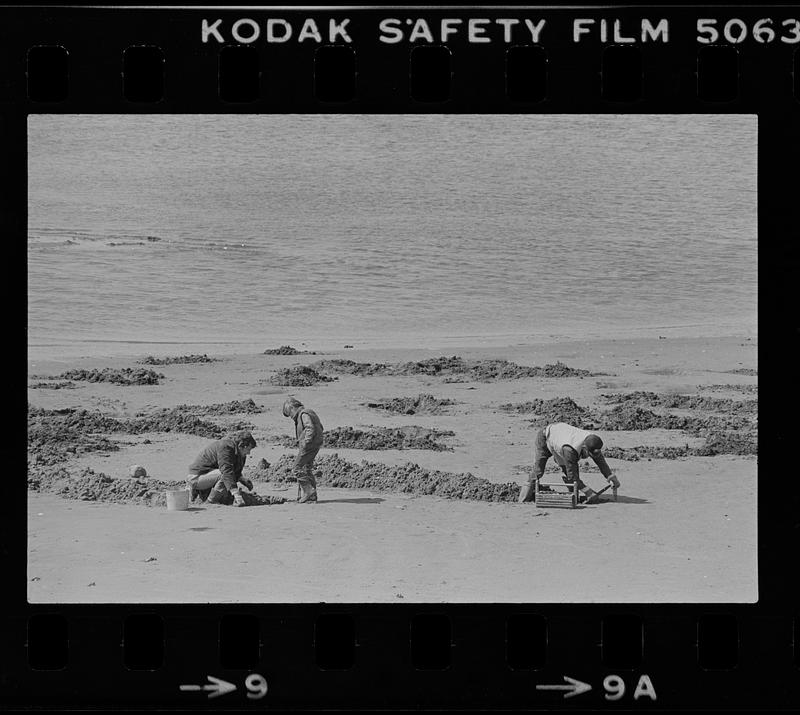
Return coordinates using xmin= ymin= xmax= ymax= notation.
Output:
xmin=28 ymin=329 xmax=757 ymax=367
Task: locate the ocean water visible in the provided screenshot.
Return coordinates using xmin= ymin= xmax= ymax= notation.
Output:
xmin=28 ymin=115 xmax=757 ymax=358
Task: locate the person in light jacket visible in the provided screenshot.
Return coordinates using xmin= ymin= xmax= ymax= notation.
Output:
xmin=283 ymin=397 xmax=324 ymax=503
xmin=518 ymin=422 xmax=620 ymax=504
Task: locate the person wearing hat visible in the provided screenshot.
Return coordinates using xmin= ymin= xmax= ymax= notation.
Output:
xmin=186 ymin=429 xmax=257 ymax=507
xmin=282 ymin=397 xmax=324 ymax=503
xmin=518 ymin=422 xmax=620 ymax=504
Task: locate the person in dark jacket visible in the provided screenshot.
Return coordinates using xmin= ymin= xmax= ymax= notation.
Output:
xmin=518 ymin=422 xmax=620 ymax=504
xmin=282 ymin=397 xmax=324 ymax=503
xmin=186 ymin=430 xmax=257 ymax=506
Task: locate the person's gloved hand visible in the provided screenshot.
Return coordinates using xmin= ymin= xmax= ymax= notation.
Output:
xmin=231 ymin=488 xmax=246 ymax=507
xmin=608 ymin=474 xmax=621 ymax=489
xmin=239 ymin=477 xmax=253 ymax=491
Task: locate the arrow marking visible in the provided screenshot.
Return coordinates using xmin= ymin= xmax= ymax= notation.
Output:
xmin=536 ymin=675 xmax=592 ymax=699
xmin=179 ymin=675 xmax=237 ymax=699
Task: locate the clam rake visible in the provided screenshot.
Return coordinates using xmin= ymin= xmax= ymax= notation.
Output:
xmin=534 ymin=479 xmax=618 ymax=508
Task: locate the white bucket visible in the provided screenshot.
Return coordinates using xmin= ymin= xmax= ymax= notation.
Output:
xmin=165 ymin=489 xmax=190 ymax=511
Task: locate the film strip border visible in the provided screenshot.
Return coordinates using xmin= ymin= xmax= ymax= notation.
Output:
xmin=5 ymin=607 xmax=800 ymax=707
xmin=4 ymin=3 xmax=797 ymax=710
xmin=0 ymin=7 xmax=799 ymax=107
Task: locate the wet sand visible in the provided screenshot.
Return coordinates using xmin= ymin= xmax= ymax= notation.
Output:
xmin=27 ymin=334 xmax=757 ymax=603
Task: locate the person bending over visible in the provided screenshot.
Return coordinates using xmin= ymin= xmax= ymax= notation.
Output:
xmin=518 ymin=422 xmax=620 ymax=504
xmin=282 ymin=397 xmax=324 ymax=503
xmin=186 ymin=429 xmax=256 ymax=507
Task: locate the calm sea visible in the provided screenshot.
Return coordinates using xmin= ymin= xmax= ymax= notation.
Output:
xmin=28 ymin=115 xmax=757 ymax=359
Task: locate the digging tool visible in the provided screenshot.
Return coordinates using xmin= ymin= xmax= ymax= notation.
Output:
xmin=593 ymin=482 xmax=618 ymax=501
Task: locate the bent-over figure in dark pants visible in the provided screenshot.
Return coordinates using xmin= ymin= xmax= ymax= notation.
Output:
xmin=518 ymin=422 xmax=619 ymax=504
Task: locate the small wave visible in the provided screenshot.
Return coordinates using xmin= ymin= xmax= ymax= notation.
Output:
xmin=29 ymin=227 xmax=164 ymax=246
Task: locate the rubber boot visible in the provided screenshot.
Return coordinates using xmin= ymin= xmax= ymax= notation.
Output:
xmin=297 ymin=475 xmax=318 ymax=503
xmin=580 ymin=487 xmax=598 ymax=504
xmin=518 ymin=481 xmax=535 ymax=503
xmin=207 ymin=481 xmax=229 ymax=505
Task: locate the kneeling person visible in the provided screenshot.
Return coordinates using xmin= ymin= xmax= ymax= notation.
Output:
xmin=186 ymin=430 xmax=256 ymax=507
xmin=519 ymin=422 xmax=620 ymax=504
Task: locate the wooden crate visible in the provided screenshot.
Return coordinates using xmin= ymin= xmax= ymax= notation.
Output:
xmin=534 ymin=479 xmax=578 ymax=509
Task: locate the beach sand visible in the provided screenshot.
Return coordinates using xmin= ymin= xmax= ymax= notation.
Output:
xmin=27 ymin=334 xmax=757 ymax=603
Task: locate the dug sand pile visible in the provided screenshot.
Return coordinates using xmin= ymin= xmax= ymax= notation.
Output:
xmin=28 ymin=466 xmax=285 ymax=507
xmin=250 ymin=453 xmax=520 ymax=502
xmin=148 ymin=399 xmax=263 ymax=416
xmin=32 ymin=367 xmax=165 ymax=385
xmin=500 ymin=397 xmax=595 ymax=427
xmin=309 ymin=357 xmax=601 ymax=381
xmin=27 ymin=406 xmax=255 ymax=466
xmin=138 ymin=354 xmax=221 ymax=365
xmin=29 ymin=381 xmax=76 ymax=390
xmin=321 ymin=426 xmax=455 ymax=451
xmin=269 ymin=366 xmax=336 ymax=386
xmin=365 ymin=394 xmax=456 ymax=415
xmin=600 ymin=391 xmax=757 ymax=414
xmin=263 ymin=345 xmax=317 ymax=355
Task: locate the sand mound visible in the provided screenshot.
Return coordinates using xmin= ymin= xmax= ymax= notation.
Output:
xmin=138 ymin=354 xmax=220 ymax=365
xmin=699 ymin=384 xmax=759 ymax=394
xmin=269 ymin=366 xmax=337 ymax=386
xmin=27 ymin=406 xmax=255 ymax=466
xmin=145 ymin=399 xmax=263 ymax=416
xmin=312 ymin=357 xmax=462 ymax=377
xmin=322 ymin=426 xmax=455 ymax=451
xmin=366 ymin=394 xmax=456 ymax=415
xmin=29 ymin=381 xmax=76 ymax=390
xmin=263 ymin=345 xmax=317 ymax=355
xmin=596 ymin=404 xmax=752 ymax=434
xmin=504 ymin=397 xmax=753 ymax=435
xmin=28 ymin=412 xmax=120 ymax=466
xmin=310 ymin=357 xmax=600 ymax=381
xmin=603 ymin=431 xmax=757 ymax=460
xmin=694 ymin=432 xmax=758 ymax=456
xmin=35 ymin=368 xmax=165 ymax=385
xmin=496 ymin=393 xmax=757 ymax=459
xmin=501 ymin=397 xmax=596 ymax=428
xmin=272 ymin=425 xmax=455 ymax=451
xmin=27 ymin=466 xmax=285 ymax=507
xmin=600 ymin=391 xmax=758 ymax=414
xmin=131 ymin=411 xmax=255 ymax=437
xmin=250 ymin=453 xmax=520 ymax=502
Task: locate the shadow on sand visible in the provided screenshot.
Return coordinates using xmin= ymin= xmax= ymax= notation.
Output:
xmin=597 ymin=495 xmax=650 ymax=505
xmin=316 ymin=497 xmax=385 ymax=505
